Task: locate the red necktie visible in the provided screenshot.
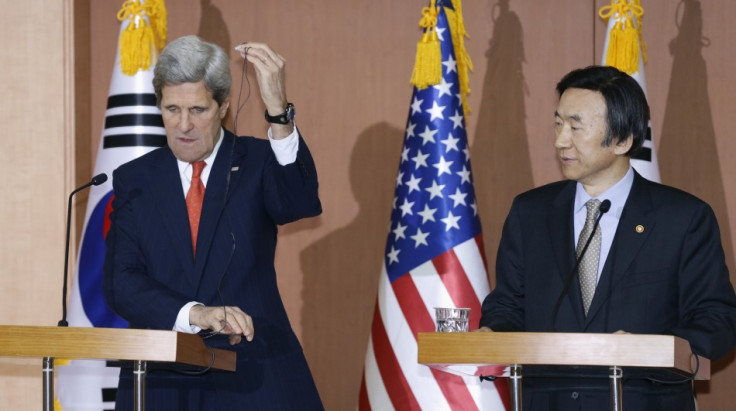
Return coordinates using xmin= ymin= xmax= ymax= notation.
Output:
xmin=186 ymin=161 xmax=206 ymax=256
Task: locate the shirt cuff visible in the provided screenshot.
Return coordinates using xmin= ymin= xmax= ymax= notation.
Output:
xmin=268 ymin=125 xmax=299 ymax=165
xmin=174 ymin=301 xmax=203 ymax=334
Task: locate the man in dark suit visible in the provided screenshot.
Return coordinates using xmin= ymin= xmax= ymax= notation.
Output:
xmin=103 ymin=35 xmax=323 ymax=410
xmin=479 ymin=65 xmax=736 ymax=410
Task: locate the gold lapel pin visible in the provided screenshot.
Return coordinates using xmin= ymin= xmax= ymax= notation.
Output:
xmin=635 ymin=225 xmax=644 ymax=233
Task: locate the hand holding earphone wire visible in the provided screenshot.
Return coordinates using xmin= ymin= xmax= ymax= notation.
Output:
xmin=235 ymin=42 xmax=292 ymax=139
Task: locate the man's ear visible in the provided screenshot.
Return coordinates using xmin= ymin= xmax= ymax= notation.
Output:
xmin=614 ymin=134 xmax=633 ymax=155
xmin=219 ymin=98 xmax=231 ymax=119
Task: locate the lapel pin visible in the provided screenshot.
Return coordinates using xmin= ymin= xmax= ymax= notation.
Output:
xmin=635 ymin=225 xmax=644 ymax=233
xmin=231 ymin=166 xmax=240 ymax=172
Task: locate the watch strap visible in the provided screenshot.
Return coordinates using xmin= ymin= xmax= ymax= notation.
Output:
xmin=265 ymin=103 xmax=294 ymax=124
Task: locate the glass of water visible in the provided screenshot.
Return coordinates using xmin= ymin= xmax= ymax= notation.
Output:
xmin=434 ymin=307 xmax=470 ymax=332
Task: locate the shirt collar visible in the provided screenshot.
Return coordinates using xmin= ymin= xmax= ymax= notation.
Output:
xmin=574 ymin=166 xmax=635 ymax=219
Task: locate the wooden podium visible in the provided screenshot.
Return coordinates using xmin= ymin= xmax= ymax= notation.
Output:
xmin=0 ymin=325 xmax=236 ymax=411
xmin=418 ymin=332 xmax=709 ymax=411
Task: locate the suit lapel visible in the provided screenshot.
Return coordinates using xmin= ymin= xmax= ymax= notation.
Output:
xmin=148 ymin=148 xmax=197 ymax=273
xmin=547 ymin=182 xmax=586 ymax=328
xmin=193 ymin=131 xmax=248 ymax=275
xmin=585 ymin=173 xmax=655 ymax=325
xmin=222 ymin=132 xmax=249 ymax=204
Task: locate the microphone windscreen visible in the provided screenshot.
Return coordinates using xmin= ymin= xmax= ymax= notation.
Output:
xmin=91 ymin=173 xmax=108 ymax=186
xmin=599 ymin=199 xmax=612 ymax=213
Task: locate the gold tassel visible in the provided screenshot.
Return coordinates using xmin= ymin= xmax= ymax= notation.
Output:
xmin=599 ymin=0 xmax=645 ymax=75
xmin=446 ymin=0 xmax=473 ymax=115
xmin=147 ymin=0 xmax=167 ymax=51
xmin=117 ymin=0 xmax=168 ymax=76
xmin=410 ymin=0 xmax=442 ymax=90
xmin=632 ymin=0 xmax=647 ymax=64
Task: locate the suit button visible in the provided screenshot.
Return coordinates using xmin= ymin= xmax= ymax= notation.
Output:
xmin=571 ymin=392 xmax=579 ymax=400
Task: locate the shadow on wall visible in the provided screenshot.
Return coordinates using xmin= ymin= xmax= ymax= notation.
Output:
xmin=471 ymin=0 xmax=534 ymax=286
xmin=659 ymin=0 xmax=733 ymax=277
xmin=197 ymin=0 xmax=240 ymax=130
xmin=657 ymin=0 xmax=736 ymax=400
xmin=198 ymin=0 xmax=231 ymax=53
xmin=300 ymin=123 xmax=404 ymax=410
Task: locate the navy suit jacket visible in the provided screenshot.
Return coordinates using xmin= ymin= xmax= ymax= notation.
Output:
xmin=481 ymin=172 xmax=736 ymax=410
xmin=103 ymin=129 xmax=323 ymax=410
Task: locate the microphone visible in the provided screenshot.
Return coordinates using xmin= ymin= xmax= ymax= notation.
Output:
xmin=550 ymin=199 xmax=611 ymax=331
xmin=58 ymin=173 xmax=108 ymax=327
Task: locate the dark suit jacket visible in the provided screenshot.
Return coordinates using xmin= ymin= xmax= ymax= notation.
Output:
xmin=103 ymin=129 xmax=323 ymax=410
xmin=480 ymin=172 xmax=736 ymax=410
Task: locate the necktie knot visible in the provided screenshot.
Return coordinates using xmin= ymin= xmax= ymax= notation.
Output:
xmin=191 ymin=161 xmax=206 ymax=179
xmin=585 ymin=199 xmax=601 ymax=222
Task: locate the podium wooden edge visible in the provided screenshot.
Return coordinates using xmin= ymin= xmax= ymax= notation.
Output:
xmin=175 ymin=332 xmax=237 ymax=371
xmin=417 ymin=332 xmax=709 ymax=380
xmin=0 ymin=325 xmax=236 ymax=372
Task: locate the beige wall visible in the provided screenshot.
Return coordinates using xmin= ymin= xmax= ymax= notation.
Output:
xmin=1 ymin=0 xmax=734 ymax=409
xmin=0 ymin=0 xmax=77 ymax=409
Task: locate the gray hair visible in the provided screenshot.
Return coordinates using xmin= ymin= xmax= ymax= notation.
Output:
xmin=153 ymin=35 xmax=231 ymax=106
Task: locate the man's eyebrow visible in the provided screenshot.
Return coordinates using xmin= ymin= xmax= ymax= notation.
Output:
xmin=554 ymin=111 xmax=582 ymax=122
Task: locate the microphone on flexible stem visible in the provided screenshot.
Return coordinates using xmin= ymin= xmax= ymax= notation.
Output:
xmin=550 ymin=199 xmax=611 ymax=331
xmin=58 ymin=173 xmax=108 ymax=327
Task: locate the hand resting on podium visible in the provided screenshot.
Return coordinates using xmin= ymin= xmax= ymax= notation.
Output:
xmin=190 ymin=305 xmax=254 ymax=345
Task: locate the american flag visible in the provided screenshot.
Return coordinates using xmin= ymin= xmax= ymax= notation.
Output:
xmin=360 ymin=1 xmax=508 ymax=409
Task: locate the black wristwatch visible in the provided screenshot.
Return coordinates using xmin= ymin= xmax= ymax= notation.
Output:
xmin=265 ymin=103 xmax=295 ymax=124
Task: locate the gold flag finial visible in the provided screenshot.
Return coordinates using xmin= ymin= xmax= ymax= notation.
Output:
xmin=410 ymin=0 xmax=442 ymax=90
xmin=117 ymin=0 xmax=168 ymax=76
xmin=599 ymin=0 xmax=645 ymax=75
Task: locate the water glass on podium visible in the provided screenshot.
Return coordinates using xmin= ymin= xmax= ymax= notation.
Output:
xmin=434 ymin=307 xmax=470 ymax=332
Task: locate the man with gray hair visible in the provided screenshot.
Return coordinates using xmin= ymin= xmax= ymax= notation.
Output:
xmin=104 ymin=35 xmax=323 ymax=410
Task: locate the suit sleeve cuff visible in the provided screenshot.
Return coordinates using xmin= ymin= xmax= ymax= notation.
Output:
xmin=267 ymin=125 xmax=299 ymax=165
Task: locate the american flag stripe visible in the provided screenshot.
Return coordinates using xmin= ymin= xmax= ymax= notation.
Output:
xmin=392 ymin=271 xmax=479 ymax=409
xmin=474 ymin=236 xmax=490 ymax=276
xmin=358 ymin=373 xmax=371 ymax=410
xmin=456 ymin=235 xmax=494 ymax=304
xmin=377 ymin=269 xmax=450 ymax=409
xmin=369 ymin=304 xmax=422 ymax=410
xmin=411 ymin=260 xmax=457 ymax=309
xmin=392 ymin=272 xmax=436 ymax=335
xmin=361 ymin=340 xmax=394 ymax=410
xmin=430 ymin=369 xmax=479 ymax=411
xmin=432 ymin=249 xmax=483 ymax=328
